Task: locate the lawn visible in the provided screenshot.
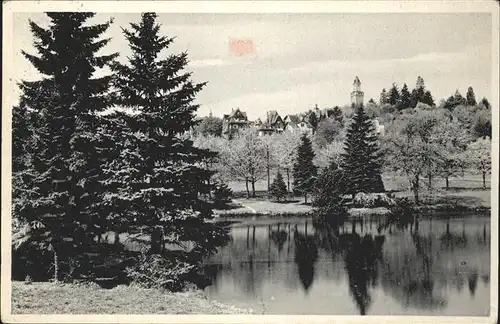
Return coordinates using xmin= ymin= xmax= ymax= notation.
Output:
xmin=215 ymin=198 xmax=312 ymax=216
xmin=11 ymin=281 xmax=253 ymax=314
xmin=226 ymin=173 xmax=491 ymax=195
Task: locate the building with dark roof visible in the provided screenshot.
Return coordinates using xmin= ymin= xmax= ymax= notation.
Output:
xmin=222 ymin=108 xmax=250 ymax=138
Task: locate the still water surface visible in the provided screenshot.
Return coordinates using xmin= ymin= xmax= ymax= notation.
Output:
xmin=203 ymin=216 xmax=490 ymax=315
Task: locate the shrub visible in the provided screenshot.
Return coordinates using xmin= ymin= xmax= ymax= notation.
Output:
xmin=125 ymin=253 xmax=196 ymax=292
xmin=353 ymin=193 xmax=396 ymax=208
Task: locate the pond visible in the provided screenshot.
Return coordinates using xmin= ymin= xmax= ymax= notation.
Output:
xmin=203 ymin=215 xmax=490 ymax=315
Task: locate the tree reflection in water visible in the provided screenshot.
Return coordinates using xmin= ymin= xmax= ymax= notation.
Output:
xmin=342 ymin=233 xmax=382 ymax=315
xmin=380 ymin=226 xmax=448 ymax=311
xmin=203 ymin=216 xmax=489 ymax=315
xmin=270 ymin=223 xmax=288 ymax=254
xmin=468 ymin=272 xmax=479 ymax=296
xmin=314 ymin=221 xmax=385 ymax=315
xmin=293 ymin=227 xmax=319 ymax=293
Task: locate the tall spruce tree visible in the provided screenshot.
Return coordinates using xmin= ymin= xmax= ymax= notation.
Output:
xmin=110 ymin=13 xmax=227 ymax=261
xmin=12 ymin=100 xmax=38 ymax=232
xmin=388 ymin=83 xmax=400 ymax=106
xmin=480 ymin=97 xmax=491 ymax=109
xmin=341 ymin=104 xmax=385 ymax=197
xmin=400 ymin=83 xmax=411 ymax=110
xmin=96 ymin=112 xmax=139 ymax=244
xmin=293 ymin=133 xmax=317 ymax=203
xmin=379 ymin=88 xmax=389 ymax=105
xmin=422 ymin=90 xmax=435 ymax=107
xmin=410 ymin=76 xmax=426 ymax=107
xmin=453 ymin=89 xmax=466 ymax=106
xmin=308 ymin=111 xmax=319 ymax=134
xmin=466 ymin=86 xmax=477 ymax=106
xmin=14 ymin=13 xmax=118 ymax=280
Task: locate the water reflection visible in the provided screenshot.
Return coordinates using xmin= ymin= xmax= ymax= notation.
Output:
xmin=343 ymin=233 xmax=381 ymax=315
xmin=293 ymin=226 xmax=318 ymax=293
xmin=203 ymin=216 xmax=490 ymax=315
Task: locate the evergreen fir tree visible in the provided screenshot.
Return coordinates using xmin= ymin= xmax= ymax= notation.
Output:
xmin=400 ymin=83 xmax=411 ymax=110
xmin=293 ymin=133 xmax=317 ymax=203
xmin=341 ymin=104 xmax=385 ymax=197
xmin=410 ymin=76 xmax=427 ymax=107
xmin=12 ymin=100 xmax=38 ymax=183
xmin=388 ymin=83 xmax=400 ymax=106
xmin=12 ymin=100 xmax=38 ymax=229
xmin=443 ymin=95 xmax=458 ymax=111
xmin=422 ymin=90 xmax=435 ymax=107
xmin=308 ymin=111 xmax=319 ymax=134
xmin=454 ymin=89 xmax=466 ymax=106
xmin=480 ymin=97 xmax=491 ymax=109
xmin=269 ymin=171 xmax=288 ymax=202
xmin=96 ymin=111 xmax=139 ymax=243
xmin=466 ymin=86 xmax=477 ymax=106
xmin=111 ymin=13 xmax=228 ymax=261
xmin=15 ymin=13 xmax=118 ymax=280
xmin=379 ymin=88 xmax=389 ymax=105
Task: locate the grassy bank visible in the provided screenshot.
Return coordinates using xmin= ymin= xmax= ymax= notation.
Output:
xmin=11 ymin=281 xmax=253 ymax=314
xmin=214 ymin=187 xmax=490 ymax=220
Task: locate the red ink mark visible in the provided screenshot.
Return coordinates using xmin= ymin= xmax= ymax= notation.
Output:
xmin=228 ymin=38 xmax=255 ymax=57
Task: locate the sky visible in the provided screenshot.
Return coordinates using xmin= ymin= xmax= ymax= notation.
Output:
xmin=11 ymin=12 xmax=493 ymax=120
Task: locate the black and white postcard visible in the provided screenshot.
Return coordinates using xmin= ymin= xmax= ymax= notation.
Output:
xmin=1 ymin=1 xmax=498 ymax=323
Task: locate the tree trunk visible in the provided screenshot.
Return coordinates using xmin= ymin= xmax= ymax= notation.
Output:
xmin=266 ymin=150 xmax=270 ymax=192
xmin=413 ymin=175 xmax=420 ymax=205
xmin=245 ymin=177 xmax=250 ymax=198
xmin=207 ymin=178 xmax=212 ymax=199
xmin=445 ymin=176 xmax=449 ymax=190
xmin=427 ymin=172 xmax=432 ymax=189
xmin=286 ymin=168 xmax=291 ymax=193
xmin=151 ymin=226 xmax=164 ymax=254
xmin=114 ymin=231 xmax=120 ymax=245
xmin=251 ymin=179 xmax=256 ymax=197
xmin=53 ymin=245 xmax=59 ymax=282
xmin=482 ymin=171 xmax=486 ymax=189
xmin=304 ymin=193 xmax=308 ymax=204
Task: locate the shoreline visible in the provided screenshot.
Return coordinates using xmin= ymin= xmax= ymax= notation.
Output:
xmin=11 ymin=281 xmax=253 ymax=315
xmin=215 ymin=205 xmax=491 ymax=221
xmin=214 ymin=188 xmax=491 ymax=223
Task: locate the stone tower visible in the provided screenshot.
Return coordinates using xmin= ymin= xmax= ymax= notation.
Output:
xmin=350 ymin=76 xmax=364 ymax=107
